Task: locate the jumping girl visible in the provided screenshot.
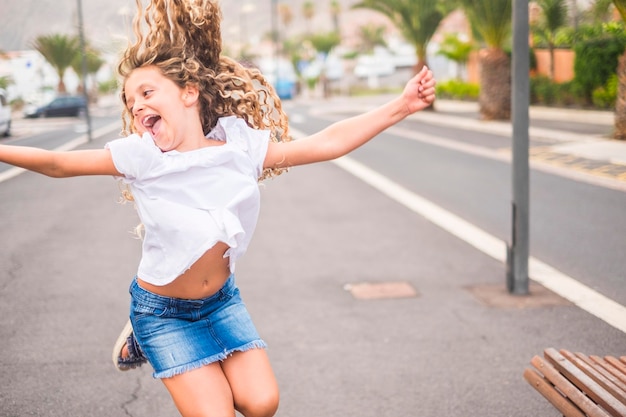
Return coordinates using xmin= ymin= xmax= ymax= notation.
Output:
xmin=0 ymin=1 xmax=436 ymax=416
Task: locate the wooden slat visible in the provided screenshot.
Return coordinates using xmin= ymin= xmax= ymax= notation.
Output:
xmin=591 ymin=355 xmax=626 ymax=389
xmin=567 ymin=351 xmax=626 ymax=406
xmin=605 ymin=356 xmax=626 ymax=384
xmin=546 ymin=348 xmax=626 ymax=417
xmin=531 ymin=354 xmax=611 ymax=417
xmin=524 ymin=367 xmax=586 ymax=417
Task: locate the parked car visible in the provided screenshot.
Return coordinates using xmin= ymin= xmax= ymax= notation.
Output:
xmin=257 ymin=58 xmax=298 ymax=99
xmin=24 ymin=95 xmax=87 ymax=118
xmin=0 ymin=89 xmax=11 ymax=136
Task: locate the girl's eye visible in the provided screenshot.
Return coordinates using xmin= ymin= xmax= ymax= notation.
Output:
xmin=143 ymin=89 xmax=153 ymax=97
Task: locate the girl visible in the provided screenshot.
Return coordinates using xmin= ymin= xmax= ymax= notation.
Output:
xmin=0 ymin=0 xmax=436 ymax=416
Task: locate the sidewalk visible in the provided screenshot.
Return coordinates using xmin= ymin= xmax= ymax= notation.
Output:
xmin=435 ymin=99 xmax=626 ymax=165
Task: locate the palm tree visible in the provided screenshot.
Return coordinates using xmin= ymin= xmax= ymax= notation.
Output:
xmin=0 ymin=76 xmax=12 ymax=90
xmin=71 ymin=46 xmax=105 ymax=99
xmin=457 ymin=0 xmax=512 ymax=120
xmin=611 ymin=0 xmax=626 ymax=139
xmin=303 ymin=1 xmax=315 ymax=34
xmin=278 ymin=3 xmax=294 ymax=30
xmin=614 ymin=1 xmax=626 ymax=29
xmin=32 ymin=34 xmax=80 ymax=93
xmin=532 ymin=0 xmax=569 ymax=80
xmin=351 ymin=0 xmax=456 ymax=74
xmin=357 ymin=23 xmax=389 ymax=53
xmin=0 ymin=50 xmax=10 ymax=90
xmin=308 ymin=31 xmax=342 ymax=97
xmin=330 ymin=0 xmax=341 ymax=34
xmin=308 ymin=32 xmax=342 ymax=56
xmin=588 ymin=0 xmax=614 ymax=24
xmin=437 ymin=33 xmax=473 ymax=80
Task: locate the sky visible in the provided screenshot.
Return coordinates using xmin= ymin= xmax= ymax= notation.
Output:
xmin=0 ymin=0 xmax=381 ymax=53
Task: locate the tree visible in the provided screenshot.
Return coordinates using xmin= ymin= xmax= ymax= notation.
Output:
xmin=457 ymin=0 xmax=512 ymax=120
xmin=278 ymin=3 xmax=294 ymax=29
xmin=614 ymin=0 xmax=626 ymax=24
xmin=330 ymin=0 xmax=341 ymax=34
xmin=351 ymin=0 xmax=456 ymax=74
xmin=0 ymin=76 xmax=12 ymax=90
xmin=307 ymin=31 xmax=342 ymax=98
xmin=32 ymin=34 xmax=80 ymax=93
xmin=437 ymin=33 xmax=473 ymax=80
xmin=303 ymin=1 xmax=315 ymax=34
xmin=612 ymin=0 xmax=626 ymax=139
xmin=357 ymin=23 xmax=389 ymax=53
xmin=308 ymin=32 xmax=342 ymax=56
xmin=0 ymin=50 xmax=11 ymax=90
xmin=587 ymin=0 xmax=615 ymax=24
xmin=71 ymin=46 xmax=105 ymax=99
xmin=532 ymin=0 xmax=569 ymax=80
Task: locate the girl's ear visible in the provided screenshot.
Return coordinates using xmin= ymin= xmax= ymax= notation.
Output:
xmin=182 ymin=84 xmax=200 ymax=106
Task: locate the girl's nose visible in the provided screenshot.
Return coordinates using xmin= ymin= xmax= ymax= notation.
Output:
xmin=133 ymin=102 xmax=144 ymax=118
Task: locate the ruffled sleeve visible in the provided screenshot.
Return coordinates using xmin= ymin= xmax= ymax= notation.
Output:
xmin=105 ymin=133 xmax=163 ymax=182
xmin=206 ymin=116 xmax=270 ymax=178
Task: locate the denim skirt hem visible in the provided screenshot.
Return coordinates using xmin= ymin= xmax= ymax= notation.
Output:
xmin=154 ymin=339 xmax=267 ymax=379
xmin=129 ymin=275 xmax=266 ymax=379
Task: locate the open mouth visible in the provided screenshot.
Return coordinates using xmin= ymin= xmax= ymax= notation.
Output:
xmin=141 ymin=114 xmax=162 ymax=136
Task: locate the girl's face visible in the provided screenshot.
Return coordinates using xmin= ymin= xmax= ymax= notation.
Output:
xmin=124 ymin=66 xmax=194 ymax=152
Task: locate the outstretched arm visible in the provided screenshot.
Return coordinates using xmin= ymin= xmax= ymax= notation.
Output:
xmin=264 ymin=65 xmax=436 ymax=168
xmin=0 ymin=145 xmax=121 ymax=178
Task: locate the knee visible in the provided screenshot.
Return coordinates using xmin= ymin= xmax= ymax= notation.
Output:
xmin=236 ymin=389 xmax=279 ymax=417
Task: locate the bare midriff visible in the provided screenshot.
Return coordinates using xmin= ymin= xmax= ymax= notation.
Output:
xmin=136 ymin=241 xmax=232 ymax=300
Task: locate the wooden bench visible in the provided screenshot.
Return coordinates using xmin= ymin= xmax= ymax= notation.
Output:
xmin=524 ymin=348 xmax=626 ymax=417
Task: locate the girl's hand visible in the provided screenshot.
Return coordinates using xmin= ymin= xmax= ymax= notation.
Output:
xmin=402 ymin=66 xmax=436 ymax=115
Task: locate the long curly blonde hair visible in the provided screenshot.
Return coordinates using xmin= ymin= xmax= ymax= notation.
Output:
xmin=117 ymin=0 xmax=291 ymax=181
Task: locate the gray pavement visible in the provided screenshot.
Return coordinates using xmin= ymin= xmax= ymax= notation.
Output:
xmin=1 ymin=97 xmax=625 ymax=417
xmin=245 ymin=98 xmax=626 ymax=416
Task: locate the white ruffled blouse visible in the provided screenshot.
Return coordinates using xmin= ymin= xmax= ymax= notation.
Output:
xmin=105 ymin=116 xmax=270 ymax=286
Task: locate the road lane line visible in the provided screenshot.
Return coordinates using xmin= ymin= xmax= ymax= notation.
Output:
xmin=332 ymin=155 xmax=626 ymax=334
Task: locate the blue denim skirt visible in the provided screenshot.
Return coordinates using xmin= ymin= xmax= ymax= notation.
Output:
xmin=129 ymin=275 xmax=266 ymax=379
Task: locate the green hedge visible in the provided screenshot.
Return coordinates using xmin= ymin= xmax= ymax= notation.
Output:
xmin=530 ymin=76 xmax=580 ymax=106
xmin=573 ymin=35 xmax=626 ymax=104
xmin=592 ymin=74 xmax=618 ymax=109
xmin=435 ymin=79 xmax=480 ymax=101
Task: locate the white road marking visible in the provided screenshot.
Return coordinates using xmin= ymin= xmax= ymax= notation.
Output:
xmin=332 ymin=155 xmax=626 ymax=334
xmin=288 ymin=124 xmax=625 ymax=334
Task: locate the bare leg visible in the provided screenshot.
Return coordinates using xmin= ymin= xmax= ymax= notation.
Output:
xmin=161 ymin=348 xmax=279 ymax=417
xmin=162 ymin=362 xmax=236 ymax=417
xmin=221 ymin=349 xmax=279 ymax=417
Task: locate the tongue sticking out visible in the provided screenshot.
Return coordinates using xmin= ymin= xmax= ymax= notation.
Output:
xmin=143 ymin=115 xmax=162 ymax=137
xmin=150 ymin=117 xmax=162 ymax=137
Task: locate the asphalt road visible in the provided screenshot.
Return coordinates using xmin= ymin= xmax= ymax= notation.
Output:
xmin=0 ymin=103 xmax=624 ymax=417
xmin=287 ymin=99 xmax=626 ymax=307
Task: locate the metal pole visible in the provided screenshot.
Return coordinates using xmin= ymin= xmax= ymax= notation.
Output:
xmin=507 ymin=0 xmax=530 ymax=295
xmin=76 ymin=0 xmax=93 ymax=142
